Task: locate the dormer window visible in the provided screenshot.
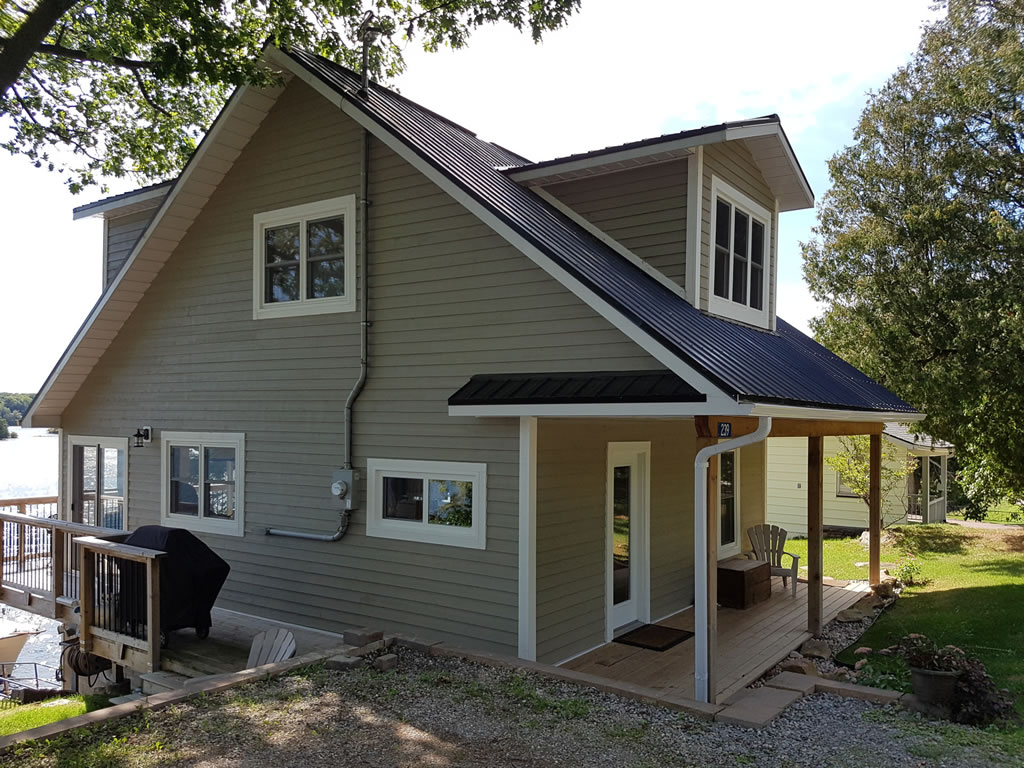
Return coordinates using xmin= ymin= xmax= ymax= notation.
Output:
xmin=708 ymin=178 xmax=772 ymax=328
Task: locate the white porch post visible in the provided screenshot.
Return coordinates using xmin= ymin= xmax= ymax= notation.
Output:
xmin=940 ymin=455 xmax=948 ymax=522
xmin=922 ymin=449 xmax=931 ymax=524
xmin=518 ymin=416 xmax=538 ymax=661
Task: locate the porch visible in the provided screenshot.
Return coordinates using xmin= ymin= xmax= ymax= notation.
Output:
xmin=563 ymin=576 xmax=869 ymax=703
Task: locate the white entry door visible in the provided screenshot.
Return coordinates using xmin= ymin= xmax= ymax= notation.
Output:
xmin=606 ymin=442 xmax=651 ymax=637
xmin=67 ymin=435 xmax=129 ymax=530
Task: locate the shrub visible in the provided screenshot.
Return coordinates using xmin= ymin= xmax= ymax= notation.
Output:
xmin=892 ymin=553 xmax=922 ymax=585
xmin=897 ymin=634 xmax=966 ymax=672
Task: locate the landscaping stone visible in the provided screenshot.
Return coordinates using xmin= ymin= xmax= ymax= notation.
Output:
xmin=343 ymin=628 xmax=384 ymax=646
xmin=326 ymin=654 xmax=364 ymax=671
xmin=799 ymin=638 xmax=832 ymax=659
xmin=836 ymin=608 xmax=870 ymax=623
xmin=373 ymin=653 xmax=398 ymax=672
xmin=854 ymin=646 xmax=872 ymax=655
xmin=853 ymin=594 xmax=884 ymax=611
xmin=871 ymin=580 xmax=897 ymax=600
xmin=780 ymin=658 xmax=819 ymax=676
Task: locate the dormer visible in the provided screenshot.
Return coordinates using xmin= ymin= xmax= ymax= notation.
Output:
xmin=506 ymin=116 xmax=813 ymax=331
xmin=73 ymin=181 xmax=173 ymax=291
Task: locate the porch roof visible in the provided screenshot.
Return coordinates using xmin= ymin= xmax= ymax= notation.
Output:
xmin=448 ymin=370 xmax=706 ymax=407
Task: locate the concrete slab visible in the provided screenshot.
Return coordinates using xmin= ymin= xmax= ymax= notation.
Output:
xmin=764 ymin=671 xmax=818 ymax=696
xmin=815 ymin=679 xmax=904 ymax=704
xmin=716 ymin=686 xmax=803 ymax=728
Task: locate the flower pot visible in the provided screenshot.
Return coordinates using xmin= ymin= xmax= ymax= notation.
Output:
xmin=910 ymin=667 xmax=960 ymax=708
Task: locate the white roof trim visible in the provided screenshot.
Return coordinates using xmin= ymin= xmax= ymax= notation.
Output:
xmin=25 ymin=80 xmax=286 ymax=427
xmin=72 ymin=185 xmax=171 ymax=221
xmin=747 ymin=403 xmax=924 ymax=423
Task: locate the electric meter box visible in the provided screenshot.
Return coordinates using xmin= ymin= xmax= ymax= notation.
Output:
xmin=331 ymin=469 xmax=360 ymax=511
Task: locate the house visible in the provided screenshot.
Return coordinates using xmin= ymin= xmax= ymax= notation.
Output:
xmin=766 ymin=425 xmax=953 ymax=536
xmin=12 ymin=47 xmax=922 ymax=705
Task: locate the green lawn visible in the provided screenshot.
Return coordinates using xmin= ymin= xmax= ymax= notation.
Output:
xmin=948 ymin=501 xmax=1023 ymax=525
xmin=783 ymin=534 xmax=905 ymax=581
xmin=827 ymin=525 xmax=1024 ymax=723
xmin=0 ymin=695 xmax=110 ymax=737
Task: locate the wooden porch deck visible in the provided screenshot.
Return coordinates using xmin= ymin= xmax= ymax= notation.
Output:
xmin=563 ymin=577 xmax=870 ymax=704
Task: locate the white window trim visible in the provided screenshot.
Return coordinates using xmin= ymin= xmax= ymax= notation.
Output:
xmin=65 ymin=435 xmax=130 ymax=530
xmin=366 ymin=458 xmax=487 ymax=550
xmin=707 ymin=176 xmax=772 ymax=329
xmin=252 ymin=195 xmax=357 ymax=320
xmin=160 ymin=431 xmax=245 ymax=537
xmin=836 ymin=475 xmax=860 ymax=498
xmin=718 ymin=449 xmax=741 ymax=559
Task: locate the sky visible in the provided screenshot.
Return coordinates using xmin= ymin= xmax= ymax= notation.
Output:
xmin=0 ymin=0 xmax=940 ymax=394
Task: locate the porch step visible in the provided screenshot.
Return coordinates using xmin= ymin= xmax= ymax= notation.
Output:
xmin=716 ymin=685 xmax=803 ymax=728
xmin=160 ymin=646 xmax=241 ymax=679
xmin=140 ymin=671 xmax=190 ymax=695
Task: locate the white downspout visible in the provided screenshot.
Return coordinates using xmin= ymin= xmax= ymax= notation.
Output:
xmin=693 ymin=416 xmax=772 ymax=703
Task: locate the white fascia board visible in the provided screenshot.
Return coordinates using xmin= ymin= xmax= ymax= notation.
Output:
xmin=747 ymin=402 xmax=925 ymax=423
xmin=449 ymin=402 xmax=740 ymax=418
xmin=886 ymin=434 xmax=951 ymax=455
xmin=72 ymin=186 xmax=171 ymax=220
xmin=725 ymin=123 xmax=814 ymax=210
xmin=26 ymin=82 xmax=278 ymax=428
xmin=685 ymin=147 xmax=703 ymax=307
xmin=270 ymin=51 xmax=740 ymax=411
xmin=507 ymin=130 xmax=727 ymax=183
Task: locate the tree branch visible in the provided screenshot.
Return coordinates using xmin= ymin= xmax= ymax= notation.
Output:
xmin=132 ymin=69 xmax=171 ymax=117
xmin=34 ymin=42 xmax=158 ymax=71
xmin=0 ymin=0 xmax=79 ymax=96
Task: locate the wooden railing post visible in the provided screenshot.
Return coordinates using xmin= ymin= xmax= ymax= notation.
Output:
xmin=146 ymin=557 xmax=162 ymax=672
xmin=51 ymin=528 xmax=65 ymax=617
xmin=80 ymin=544 xmax=95 ymax=653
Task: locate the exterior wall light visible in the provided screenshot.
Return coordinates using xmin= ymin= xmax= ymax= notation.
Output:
xmin=133 ymin=426 xmax=152 ymax=448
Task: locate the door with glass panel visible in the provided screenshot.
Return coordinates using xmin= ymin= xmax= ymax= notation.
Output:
xmin=68 ymin=436 xmax=128 ymax=529
xmin=607 ymin=442 xmax=650 ymax=635
xmin=718 ymin=450 xmax=740 ymax=558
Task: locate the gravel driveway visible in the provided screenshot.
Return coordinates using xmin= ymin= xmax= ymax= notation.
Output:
xmin=4 ymin=647 xmax=1020 ymax=768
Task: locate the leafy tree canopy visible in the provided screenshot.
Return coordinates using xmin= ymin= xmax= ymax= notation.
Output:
xmin=825 ymin=436 xmax=918 ymax=528
xmin=803 ymin=0 xmax=1024 ymax=509
xmin=0 ymin=0 xmax=580 ymax=191
xmin=0 ymin=392 xmax=33 ymax=426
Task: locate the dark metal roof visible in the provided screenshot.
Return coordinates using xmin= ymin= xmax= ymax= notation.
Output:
xmin=286 ymin=50 xmax=917 ymax=415
xmin=72 ymin=180 xmax=175 ymax=217
xmin=884 ymin=423 xmax=954 ymax=451
xmin=503 ymin=116 xmax=780 ymax=172
xmin=449 ymin=371 xmax=706 ymax=406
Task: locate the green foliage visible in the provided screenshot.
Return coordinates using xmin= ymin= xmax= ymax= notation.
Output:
xmin=825 ymin=435 xmax=917 ymax=526
xmin=892 ymin=552 xmax=923 ymax=585
xmin=0 ymin=419 xmax=7 ymax=440
xmin=0 ymin=694 xmax=110 ymax=737
xmin=803 ymin=0 xmax=1024 ymax=508
xmin=0 ymin=392 xmax=32 ymax=426
xmin=0 ymin=1 xmax=580 ymax=192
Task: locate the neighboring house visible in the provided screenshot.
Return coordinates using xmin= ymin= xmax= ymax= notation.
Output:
xmin=16 ymin=47 xmax=923 ymax=704
xmin=766 ymin=425 xmax=954 ymax=536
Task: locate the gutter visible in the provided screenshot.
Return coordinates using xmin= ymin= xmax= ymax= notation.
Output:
xmin=692 ymin=416 xmax=772 ymax=704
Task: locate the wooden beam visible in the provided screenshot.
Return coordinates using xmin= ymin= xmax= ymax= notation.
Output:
xmin=807 ymin=436 xmax=824 ymax=636
xmin=869 ymin=433 xmax=882 ymax=584
xmin=146 ymin=557 xmax=162 ymax=673
xmin=696 ymin=416 xmax=884 ymax=439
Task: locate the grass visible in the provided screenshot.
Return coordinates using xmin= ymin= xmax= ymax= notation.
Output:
xmin=830 ymin=525 xmax=1024 ymax=726
xmin=948 ymin=501 xmax=1023 ymax=526
xmin=0 ymin=695 xmax=110 ymax=737
xmin=782 ymin=534 xmax=904 ymax=581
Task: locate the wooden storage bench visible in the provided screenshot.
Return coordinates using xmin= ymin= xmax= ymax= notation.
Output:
xmin=717 ymin=559 xmax=771 ymax=610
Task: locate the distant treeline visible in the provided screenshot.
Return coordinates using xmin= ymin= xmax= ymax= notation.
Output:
xmin=1 ymin=393 xmax=33 ymax=426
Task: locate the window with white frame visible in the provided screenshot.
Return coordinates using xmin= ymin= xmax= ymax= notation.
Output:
xmin=708 ymin=177 xmax=772 ymax=327
xmin=161 ymin=432 xmax=245 ymax=536
xmin=253 ymin=196 xmax=356 ymax=319
xmin=836 ymin=476 xmax=859 ymax=498
xmin=719 ymin=450 xmax=741 ymax=558
xmin=366 ymin=459 xmax=487 ymax=549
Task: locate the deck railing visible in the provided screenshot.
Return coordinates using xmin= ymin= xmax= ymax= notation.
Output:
xmin=0 ymin=496 xmax=59 ymax=519
xmin=0 ymin=503 xmax=164 ymax=672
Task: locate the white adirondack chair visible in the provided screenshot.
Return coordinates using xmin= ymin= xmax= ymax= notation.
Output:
xmin=747 ymin=524 xmax=800 ymax=597
xmin=247 ymin=627 xmax=296 ymax=668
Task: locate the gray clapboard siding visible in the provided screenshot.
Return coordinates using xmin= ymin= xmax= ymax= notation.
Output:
xmin=700 ymin=141 xmax=777 ymax=319
xmin=535 ymin=418 xmax=698 ymax=665
xmin=105 ymin=209 xmax=159 ymax=288
xmin=543 ymin=161 xmax=687 ymax=289
xmin=59 ymin=78 xmax=663 ymax=655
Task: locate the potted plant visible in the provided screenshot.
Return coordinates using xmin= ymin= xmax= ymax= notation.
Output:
xmin=896 ymin=634 xmax=964 ymax=709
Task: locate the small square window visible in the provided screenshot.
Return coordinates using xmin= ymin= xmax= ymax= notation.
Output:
xmin=367 ymin=460 xmax=487 ymax=549
xmin=161 ymin=432 xmax=245 ymax=536
xmin=253 ymin=197 xmax=356 ymax=319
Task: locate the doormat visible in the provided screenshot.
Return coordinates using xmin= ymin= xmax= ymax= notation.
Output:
xmin=614 ymin=624 xmax=694 ymax=652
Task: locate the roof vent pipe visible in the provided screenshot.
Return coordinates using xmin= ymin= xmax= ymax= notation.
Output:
xmin=358 ymin=12 xmax=379 ymax=98
xmin=692 ymin=416 xmax=772 ymax=703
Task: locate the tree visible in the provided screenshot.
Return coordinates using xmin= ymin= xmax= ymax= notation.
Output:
xmin=0 ymin=418 xmax=8 ymax=440
xmin=825 ymin=436 xmax=918 ymax=528
xmin=802 ymin=0 xmax=1024 ymax=512
xmin=0 ymin=0 xmax=580 ymax=191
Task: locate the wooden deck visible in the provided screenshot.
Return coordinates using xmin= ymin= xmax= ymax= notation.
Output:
xmin=563 ymin=577 xmax=870 ymax=703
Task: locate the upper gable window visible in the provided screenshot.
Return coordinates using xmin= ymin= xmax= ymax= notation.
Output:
xmin=252 ymin=196 xmax=356 ymax=319
xmin=708 ymin=178 xmax=772 ymax=328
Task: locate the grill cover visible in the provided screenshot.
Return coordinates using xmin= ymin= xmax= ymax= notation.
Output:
xmin=121 ymin=525 xmax=231 ymax=633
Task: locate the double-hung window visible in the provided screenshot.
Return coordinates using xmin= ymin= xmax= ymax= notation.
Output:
xmin=253 ymin=196 xmax=356 ymax=319
xmin=366 ymin=459 xmax=487 ymax=549
xmin=709 ymin=177 xmax=772 ymax=327
xmin=161 ymin=432 xmax=245 ymax=536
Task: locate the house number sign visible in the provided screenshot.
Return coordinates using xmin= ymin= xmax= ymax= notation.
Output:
xmin=717 ymin=422 xmax=732 ymax=438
